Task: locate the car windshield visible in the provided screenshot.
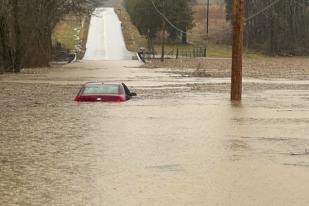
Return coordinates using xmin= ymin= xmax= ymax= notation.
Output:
xmin=82 ymin=84 xmax=119 ymax=96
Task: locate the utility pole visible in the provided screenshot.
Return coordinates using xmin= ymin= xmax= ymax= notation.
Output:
xmin=161 ymin=1 xmax=166 ymax=62
xmin=161 ymin=19 xmax=166 ymax=62
xmin=231 ymin=0 xmax=244 ymax=101
xmin=205 ymin=0 xmax=210 ymax=57
xmin=206 ymin=0 xmax=209 ymax=38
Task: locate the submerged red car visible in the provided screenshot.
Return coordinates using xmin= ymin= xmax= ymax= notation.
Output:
xmin=75 ymin=82 xmax=137 ymax=102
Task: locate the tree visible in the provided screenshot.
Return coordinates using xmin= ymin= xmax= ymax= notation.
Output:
xmin=125 ymin=0 xmax=162 ymax=51
xmin=164 ymin=0 xmax=194 ymax=44
xmin=125 ymin=0 xmax=194 ymax=49
xmin=0 ymin=0 xmax=103 ymax=72
xmin=225 ymin=0 xmax=309 ymax=56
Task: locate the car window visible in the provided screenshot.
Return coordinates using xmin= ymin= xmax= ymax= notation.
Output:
xmin=122 ymin=83 xmax=131 ymax=95
xmin=83 ymin=85 xmax=119 ymax=95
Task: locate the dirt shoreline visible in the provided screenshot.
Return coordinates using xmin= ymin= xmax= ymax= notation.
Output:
xmin=145 ymin=57 xmax=309 ymax=80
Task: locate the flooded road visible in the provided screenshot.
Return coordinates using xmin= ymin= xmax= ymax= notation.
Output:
xmin=1 ymin=60 xmax=309 ymax=205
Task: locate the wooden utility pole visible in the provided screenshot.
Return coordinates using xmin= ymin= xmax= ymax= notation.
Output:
xmin=231 ymin=0 xmax=244 ymax=101
xmin=206 ymin=0 xmax=209 ymax=38
xmin=161 ymin=1 xmax=166 ymax=62
xmin=161 ymin=19 xmax=166 ymax=62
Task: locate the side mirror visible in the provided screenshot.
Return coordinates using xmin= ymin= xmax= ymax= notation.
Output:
xmin=130 ymin=92 xmax=137 ymax=96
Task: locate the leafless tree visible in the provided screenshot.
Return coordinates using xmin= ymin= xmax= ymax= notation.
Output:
xmin=0 ymin=0 xmax=104 ymax=72
xmin=226 ymin=0 xmax=309 ymax=55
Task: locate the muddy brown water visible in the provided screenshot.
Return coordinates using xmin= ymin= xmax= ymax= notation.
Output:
xmin=1 ymin=60 xmax=309 ymax=206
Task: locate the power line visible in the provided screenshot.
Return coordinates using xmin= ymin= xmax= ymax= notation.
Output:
xmin=151 ymin=0 xmax=187 ymax=34
xmin=294 ymin=0 xmax=309 ymax=9
xmin=152 ymin=0 xmax=285 ymax=32
xmin=245 ymin=0 xmax=285 ymax=22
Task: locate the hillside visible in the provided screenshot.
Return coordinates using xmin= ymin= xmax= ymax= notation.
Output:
xmin=188 ymin=3 xmax=231 ymax=45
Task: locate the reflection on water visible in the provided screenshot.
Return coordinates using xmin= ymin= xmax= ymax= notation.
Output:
xmin=1 ymin=61 xmax=309 ymax=205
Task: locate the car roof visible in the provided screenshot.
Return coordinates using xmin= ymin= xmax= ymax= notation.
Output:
xmin=83 ymin=82 xmax=123 ymax=86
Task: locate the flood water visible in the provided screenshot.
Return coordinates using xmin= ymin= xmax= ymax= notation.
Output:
xmin=1 ymin=60 xmax=309 ymax=206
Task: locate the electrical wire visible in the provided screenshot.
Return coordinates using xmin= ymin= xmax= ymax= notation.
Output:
xmin=151 ymin=0 xmax=187 ymax=34
xmin=152 ymin=0 xmax=285 ymax=32
xmin=245 ymin=0 xmax=285 ymax=22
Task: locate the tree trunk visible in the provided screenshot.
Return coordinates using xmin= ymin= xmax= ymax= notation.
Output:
xmin=161 ymin=19 xmax=166 ymax=62
xmin=0 ymin=18 xmax=9 ymax=70
xmin=182 ymin=29 xmax=187 ymax=44
xmin=12 ymin=0 xmax=22 ymax=72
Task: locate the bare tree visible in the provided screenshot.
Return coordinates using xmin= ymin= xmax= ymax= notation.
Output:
xmin=0 ymin=0 xmax=104 ymax=72
xmin=226 ymin=0 xmax=309 ymax=55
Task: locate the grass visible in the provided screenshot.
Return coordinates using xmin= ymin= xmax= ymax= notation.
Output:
xmin=52 ymin=15 xmax=90 ymax=51
xmin=115 ymin=7 xmax=147 ymax=52
xmin=52 ymin=6 xmax=147 ymax=54
xmin=153 ymin=43 xmax=263 ymax=58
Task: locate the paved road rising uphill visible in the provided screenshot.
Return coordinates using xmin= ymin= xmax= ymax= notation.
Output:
xmin=83 ymin=8 xmax=132 ymax=60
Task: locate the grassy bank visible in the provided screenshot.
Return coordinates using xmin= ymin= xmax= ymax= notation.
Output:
xmin=52 ymin=15 xmax=90 ymax=53
xmin=53 ymin=7 xmax=147 ymax=54
xmin=153 ymin=43 xmax=263 ymax=58
xmin=115 ymin=7 xmax=147 ymax=52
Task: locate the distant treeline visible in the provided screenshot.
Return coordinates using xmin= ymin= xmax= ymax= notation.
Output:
xmin=226 ymin=0 xmax=309 ymax=56
xmin=124 ymin=0 xmax=194 ymax=51
xmin=0 ymin=0 xmax=103 ymax=73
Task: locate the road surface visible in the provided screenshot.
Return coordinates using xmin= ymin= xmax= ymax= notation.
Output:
xmin=83 ymin=8 xmax=132 ymax=60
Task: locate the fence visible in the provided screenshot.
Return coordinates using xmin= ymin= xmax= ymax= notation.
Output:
xmin=142 ymin=47 xmax=207 ymax=60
